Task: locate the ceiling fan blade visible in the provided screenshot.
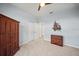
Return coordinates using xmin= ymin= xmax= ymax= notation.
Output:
xmin=45 ymin=3 xmax=52 ymax=5
xmin=38 ymin=3 xmax=52 ymax=11
xmin=38 ymin=5 xmax=41 ymax=11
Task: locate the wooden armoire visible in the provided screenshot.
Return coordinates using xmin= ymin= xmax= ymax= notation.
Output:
xmin=0 ymin=14 xmax=19 ymax=56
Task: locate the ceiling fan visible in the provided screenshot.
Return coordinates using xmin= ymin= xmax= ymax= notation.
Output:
xmin=38 ymin=3 xmax=52 ymax=11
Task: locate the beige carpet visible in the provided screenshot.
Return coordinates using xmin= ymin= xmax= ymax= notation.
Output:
xmin=15 ymin=39 xmax=79 ymax=56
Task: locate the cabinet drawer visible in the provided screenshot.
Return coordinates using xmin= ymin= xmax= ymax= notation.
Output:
xmin=51 ymin=35 xmax=63 ymax=46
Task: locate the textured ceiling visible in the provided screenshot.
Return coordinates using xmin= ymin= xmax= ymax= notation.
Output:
xmin=0 ymin=3 xmax=79 ymax=23
xmin=12 ymin=3 xmax=76 ymax=19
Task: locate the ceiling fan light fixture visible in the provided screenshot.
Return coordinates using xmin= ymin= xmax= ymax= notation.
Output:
xmin=38 ymin=3 xmax=52 ymax=11
xmin=40 ymin=3 xmax=45 ymax=7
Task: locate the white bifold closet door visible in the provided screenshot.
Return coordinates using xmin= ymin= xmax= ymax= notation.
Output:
xmin=33 ymin=23 xmax=42 ymax=40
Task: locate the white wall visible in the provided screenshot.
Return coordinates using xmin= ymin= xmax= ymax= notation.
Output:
xmin=41 ymin=10 xmax=79 ymax=48
xmin=0 ymin=4 xmax=36 ymax=45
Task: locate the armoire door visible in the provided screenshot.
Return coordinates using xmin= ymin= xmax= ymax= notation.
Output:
xmin=0 ymin=15 xmax=7 ymax=56
xmin=0 ymin=15 xmax=1 ymax=55
xmin=10 ymin=21 xmax=15 ymax=55
xmin=15 ymin=22 xmax=19 ymax=51
xmin=10 ymin=20 xmax=19 ymax=55
xmin=5 ymin=20 xmax=11 ymax=56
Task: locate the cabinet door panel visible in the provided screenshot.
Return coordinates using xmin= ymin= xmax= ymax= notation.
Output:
xmin=0 ymin=20 xmax=6 ymax=48
xmin=5 ymin=20 xmax=11 ymax=56
xmin=0 ymin=19 xmax=1 ymax=49
xmin=10 ymin=21 xmax=18 ymax=55
xmin=15 ymin=23 xmax=19 ymax=49
xmin=0 ymin=47 xmax=6 ymax=56
xmin=0 ymin=16 xmax=7 ymax=56
xmin=6 ymin=45 xmax=11 ymax=56
xmin=0 ymin=16 xmax=6 ymax=56
xmin=6 ymin=21 xmax=11 ymax=44
xmin=10 ymin=21 xmax=15 ymax=55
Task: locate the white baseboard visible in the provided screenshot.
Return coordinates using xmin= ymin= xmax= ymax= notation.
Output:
xmin=65 ymin=44 xmax=79 ymax=49
xmin=19 ymin=38 xmax=79 ymax=49
xmin=19 ymin=37 xmax=40 ymax=46
xmin=44 ymin=38 xmax=79 ymax=49
xmin=19 ymin=40 xmax=32 ymax=46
